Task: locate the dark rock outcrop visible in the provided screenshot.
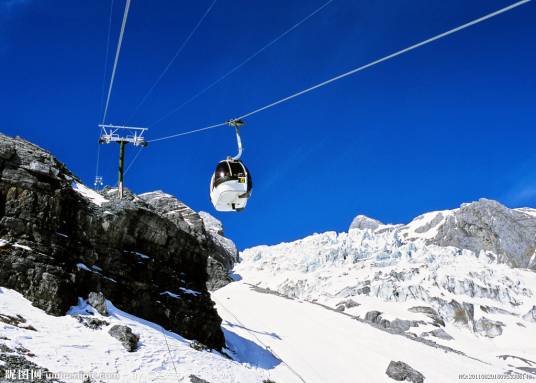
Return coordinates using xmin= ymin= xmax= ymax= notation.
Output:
xmin=386 ymin=361 xmax=425 ymax=382
xmin=0 ymin=134 xmax=224 ymax=349
xmin=139 ymin=193 xmax=238 ymax=291
xmin=75 ymin=315 xmax=109 ymax=330
xmin=108 ymin=324 xmax=139 ymax=352
xmin=190 ymin=375 xmax=211 ymax=383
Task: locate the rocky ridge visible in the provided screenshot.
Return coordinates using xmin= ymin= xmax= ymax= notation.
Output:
xmin=0 ymin=134 xmax=237 ymax=349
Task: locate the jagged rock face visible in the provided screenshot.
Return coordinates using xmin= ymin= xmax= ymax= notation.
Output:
xmin=199 ymin=212 xmax=238 ymax=290
xmin=0 ymin=134 xmax=224 ymax=349
xmin=138 ymin=192 xmax=238 ymax=291
xmin=199 ymin=211 xmax=224 ymax=236
xmin=430 ymin=199 xmax=536 ymax=269
xmin=139 ymin=191 xmax=206 ymax=240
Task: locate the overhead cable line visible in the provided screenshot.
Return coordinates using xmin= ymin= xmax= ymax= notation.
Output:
xmin=100 ymin=0 xmax=116 ymax=111
xmin=149 ymin=122 xmax=227 ymax=143
xmin=124 ymin=146 xmax=143 ymax=175
xmin=95 ymin=0 xmax=116 ymax=188
xmin=127 ymin=0 xmax=219 ymax=123
xmin=101 ymin=0 xmax=132 ymax=124
xmin=149 ymin=0 xmax=531 ymax=143
xmin=148 ymin=0 xmax=335 ymax=128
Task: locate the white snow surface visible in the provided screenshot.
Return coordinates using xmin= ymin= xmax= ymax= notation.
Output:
xmin=232 ymin=214 xmax=536 ymax=381
xmin=0 ymin=287 xmax=269 ymax=383
xmin=214 ymin=282 xmax=514 ymax=383
xmin=72 ymin=182 xmax=108 ymax=206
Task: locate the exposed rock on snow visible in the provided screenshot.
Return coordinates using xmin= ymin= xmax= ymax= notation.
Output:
xmin=336 ymin=298 xmax=359 ymax=311
xmin=87 ymin=292 xmax=108 ymax=316
xmin=0 ymin=134 xmax=224 ymax=349
xmin=349 ymin=215 xmax=382 ymax=231
xmin=438 ymin=300 xmax=474 ymax=329
xmin=523 ymin=305 xmax=536 ymax=322
xmin=474 ymin=317 xmax=504 ymax=338
xmin=408 ymin=306 xmax=444 ymax=327
xmin=190 ymin=375 xmax=211 ymax=383
xmin=75 ymin=315 xmax=109 ymax=330
xmin=420 ymin=328 xmax=453 ymax=341
xmin=364 ymin=311 xmax=421 ymax=333
xmin=0 ymin=313 xmax=36 ymax=331
xmin=108 ymin=324 xmax=139 ymax=352
xmin=430 ymin=199 xmax=536 ymax=269
xmin=385 ymin=360 xmax=425 ymax=382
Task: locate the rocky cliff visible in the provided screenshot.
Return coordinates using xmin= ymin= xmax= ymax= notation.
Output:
xmin=0 ymin=134 xmax=236 ymax=350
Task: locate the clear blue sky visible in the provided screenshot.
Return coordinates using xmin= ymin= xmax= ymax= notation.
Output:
xmin=1 ymin=0 xmax=535 ymax=249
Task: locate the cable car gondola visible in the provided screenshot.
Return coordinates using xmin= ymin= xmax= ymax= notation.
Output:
xmin=210 ymin=120 xmax=252 ymax=212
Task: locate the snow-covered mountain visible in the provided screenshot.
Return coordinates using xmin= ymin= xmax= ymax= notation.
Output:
xmin=229 ymin=199 xmax=536 ymax=381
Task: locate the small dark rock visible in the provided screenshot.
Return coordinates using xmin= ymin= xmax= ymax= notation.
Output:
xmin=76 ymin=315 xmax=110 ymax=330
xmin=190 ymin=375 xmax=211 ymax=383
xmin=365 ymin=310 xmax=382 ymax=323
xmin=0 ymin=313 xmax=37 ymax=331
xmin=336 ymin=299 xmax=360 ymax=310
xmin=386 ymin=360 xmax=425 ymax=382
xmin=87 ymin=292 xmax=108 ymax=316
xmin=108 ymin=325 xmax=139 ymax=352
xmin=421 ymin=328 xmax=454 ymax=340
xmin=190 ymin=340 xmax=209 ymax=352
xmin=522 ymin=305 xmax=536 ymax=323
xmin=0 ymin=343 xmax=14 ymax=353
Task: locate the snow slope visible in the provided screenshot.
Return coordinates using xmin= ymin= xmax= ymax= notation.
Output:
xmin=214 ymin=282 xmax=509 ymax=383
xmin=0 ymin=287 xmax=270 ymax=383
xmin=232 ymin=204 xmax=536 ymax=381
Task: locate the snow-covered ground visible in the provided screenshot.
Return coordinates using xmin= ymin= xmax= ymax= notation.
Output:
xmin=0 ymin=287 xmax=270 ymax=383
xmin=214 ymin=282 xmax=517 ymax=383
xmin=230 ymin=205 xmax=536 ymax=382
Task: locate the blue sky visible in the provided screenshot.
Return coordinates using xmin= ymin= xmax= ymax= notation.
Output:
xmin=1 ymin=0 xmax=535 ymax=249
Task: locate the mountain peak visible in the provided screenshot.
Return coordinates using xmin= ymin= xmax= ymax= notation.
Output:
xmin=349 ymin=214 xmax=383 ymax=231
